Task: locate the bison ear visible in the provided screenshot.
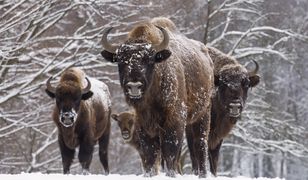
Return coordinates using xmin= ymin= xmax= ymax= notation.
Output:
xmin=111 ymin=114 xmax=119 ymax=121
xmin=155 ymin=49 xmax=171 ymax=63
xmin=45 ymin=89 xmax=55 ymax=99
xmin=81 ymin=91 xmax=93 ymax=100
xmin=101 ymin=50 xmax=116 ymax=63
xmin=249 ymin=74 xmax=260 ymax=88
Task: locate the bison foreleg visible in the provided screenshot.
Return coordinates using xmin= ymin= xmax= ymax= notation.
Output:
xmin=139 ymin=128 xmax=160 ymax=177
xmin=58 ymin=135 xmax=75 ymax=174
xmin=208 ymin=139 xmax=223 ymax=176
xmin=161 ymin=123 xmax=184 ymax=177
xmin=78 ymin=139 xmax=94 ymax=173
xmin=185 ymin=124 xmax=199 ymax=175
xmin=98 ymin=128 xmax=110 ymax=175
xmin=190 ymin=116 xmax=210 ymax=178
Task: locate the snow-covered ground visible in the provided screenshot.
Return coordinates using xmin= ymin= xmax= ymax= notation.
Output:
xmin=0 ymin=173 xmax=284 ymax=180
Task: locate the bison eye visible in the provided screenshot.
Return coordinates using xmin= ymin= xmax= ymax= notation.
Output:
xmin=219 ymin=79 xmax=228 ymax=87
xmin=242 ymin=78 xmax=250 ymax=88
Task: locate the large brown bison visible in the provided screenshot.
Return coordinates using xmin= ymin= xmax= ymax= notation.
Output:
xmin=101 ymin=17 xmax=214 ymax=177
xmin=45 ymin=67 xmax=111 ymax=174
xmin=187 ymin=47 xmax=260 ymax=176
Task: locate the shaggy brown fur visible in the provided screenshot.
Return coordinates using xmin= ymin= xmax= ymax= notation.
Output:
xmin=202 ymin=47 xmax=259 ymax=176
xmin=45 ymin=68 xmax=111 ymax=174
xmin=101 ymin=17 xmax=214 ymax=177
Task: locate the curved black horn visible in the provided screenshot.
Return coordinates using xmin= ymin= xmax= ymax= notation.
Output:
xmin=153 ymin=26 xmax=170 ymax=52
xmin=101 ymin=27 xmax=119 ymax=53
xmin=46 ymin=77 xmax=56 ymax=94
xmin=248 ymin=60 xmax=259 ymax=76
xmin=82 ymin=77 xmax=91 ymax=94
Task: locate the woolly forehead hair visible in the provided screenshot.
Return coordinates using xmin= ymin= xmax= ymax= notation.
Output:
xmin=219 ymin=64 xmax=248 ymax=82
xmin=116 ymin=40 xmax=155 ymax=58
xmin=56 ymin=82 xmax=81 ymax=96
xmin=118 ymin=111 xmax=136 ymax=120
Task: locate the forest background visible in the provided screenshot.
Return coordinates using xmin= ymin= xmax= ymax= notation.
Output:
xmin=0 ymin=0 xmax=307 ymax=180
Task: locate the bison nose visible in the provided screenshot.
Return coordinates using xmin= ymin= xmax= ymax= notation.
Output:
xmin=121 ymin=130 xmax=132 ymax=142
xmin=127 ymin=81 xmax=142 ymax=89
xmin=126 ymin=81 xmax=143 ymax=98
xmin=60 ymin=112 xmax=76 ymax=127
xmin=228 ymin=100 xmax=242 ymax=118
xmin=62 ymin=112 xmax=74 ymax=120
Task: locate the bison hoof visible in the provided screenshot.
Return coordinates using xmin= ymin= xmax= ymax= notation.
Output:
xmin=166 ymin=170 xmax=176 ymax=178
xmin=144 ymin=168 xmax=158 ymax=177
xmin=103 ymin=170 xmax=110 ymax=175
xmin=82 ymin=169 xmax=90 ymax=175
xmin=193 ymin=169 xmax=198 ymax=176
xmin=198 ymin=171 xmax=207 ymax=178
xmin=143 ymin=172 xmax=153 ymax=177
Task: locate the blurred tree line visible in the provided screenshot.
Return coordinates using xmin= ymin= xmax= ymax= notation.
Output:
xmin=0 ymin=0 xmax=307 ymax=179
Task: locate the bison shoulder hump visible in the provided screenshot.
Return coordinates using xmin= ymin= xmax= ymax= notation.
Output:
xmin=151 ymin=17 xmax=177 ymax=32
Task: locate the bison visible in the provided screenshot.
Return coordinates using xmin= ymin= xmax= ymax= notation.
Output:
xmin=187 ymin=47 xmax=260 ymax=176
xmin=45 ymin=67 xmax=111 ymax=174
xmin=111 ymin=110 xmax=161 ymax=175
xmin=100 ymin=17 xmax=214 ymax=177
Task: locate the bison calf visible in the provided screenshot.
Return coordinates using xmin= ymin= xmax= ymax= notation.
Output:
xmin=45 ymin=67 xmax=111 ymax=174
xmin=111 ymin=111 xmax=161 ymax=176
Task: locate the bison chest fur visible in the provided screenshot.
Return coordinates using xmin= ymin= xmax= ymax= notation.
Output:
xmin=209 ymin=97 xmax=236 ymax=149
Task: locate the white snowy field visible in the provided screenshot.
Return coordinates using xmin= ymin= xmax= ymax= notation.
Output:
xmin=0 ymin=173 xmax=284 ymax=180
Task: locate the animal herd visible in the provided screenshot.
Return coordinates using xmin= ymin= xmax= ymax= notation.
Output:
xmin=45 ymin=17 xmax=260 ymax=178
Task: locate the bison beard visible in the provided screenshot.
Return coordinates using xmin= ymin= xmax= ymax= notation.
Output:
xmin=101 ymin=17 xmax=214 ymax=178
xmin=45 ymin=68 xmax=111 ymax=174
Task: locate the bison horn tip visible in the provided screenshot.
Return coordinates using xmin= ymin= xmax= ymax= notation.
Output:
xmin=153 ymin=26 xmax=170 ymax=52
xmin=101 ymin=27 xmax=118 ymax=53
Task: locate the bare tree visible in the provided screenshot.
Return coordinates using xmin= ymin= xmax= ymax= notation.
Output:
xmin=201 ymin=0 xmax=308 ymax=179
xmin=0 ymin=0 xmax=307 ymax=179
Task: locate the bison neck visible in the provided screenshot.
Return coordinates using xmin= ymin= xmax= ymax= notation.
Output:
xmin=209 ymin=96 xmax=239 ymax=150
xmin=60 ymin=125 xmax=79 ymax=149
